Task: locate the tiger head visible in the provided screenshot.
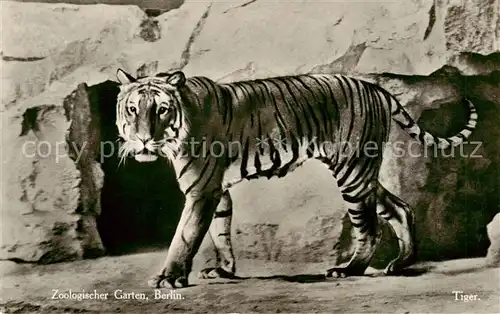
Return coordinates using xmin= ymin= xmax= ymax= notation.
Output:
xmin=115 ymin=68 xmax=190 ymax=164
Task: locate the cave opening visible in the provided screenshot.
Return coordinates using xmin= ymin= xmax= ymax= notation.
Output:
xmin=86 ymin=80 xmax=185 ymax=255
xmin=415 ymin=97 xmax=499 ymax=261
xmin=98 ymin=155 xmax=184 ymax=255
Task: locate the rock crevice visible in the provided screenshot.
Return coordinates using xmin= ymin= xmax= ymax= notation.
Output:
xmin=179 ymin=4 xmax=212 ymax=70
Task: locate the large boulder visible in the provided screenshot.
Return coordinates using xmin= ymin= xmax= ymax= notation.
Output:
xmin=1 ymin=2 xmax=146 ymax=108
xmin=184 ymin=0 xmax=499 ymax=79
xmin=0 ymin=85 xmax=105 ymax=262
xmin=1 ymin=103 xmax=81 ymax=262
xmin=486 ymin=213 xmax=500 ymax=267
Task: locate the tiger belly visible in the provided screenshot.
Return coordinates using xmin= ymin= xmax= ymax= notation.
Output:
xmin=222 ymin=137 xmax=319 ymax=189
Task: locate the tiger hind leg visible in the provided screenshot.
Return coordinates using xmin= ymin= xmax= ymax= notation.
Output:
xmin=198 ymin=190 xmax=236 ymax=280
xmin=326 ymin=182 xmax=379 ymax=278
xmin=376 ymin=181 xmax=417 ymax=274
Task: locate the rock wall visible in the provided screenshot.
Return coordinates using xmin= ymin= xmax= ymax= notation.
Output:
xmin=1 ymin=0 xmax=499 ymax=267
xmin=486 ymin=213 xmax=500 ymax=267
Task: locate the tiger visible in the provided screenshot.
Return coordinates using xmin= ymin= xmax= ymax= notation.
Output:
xmin=114 ymin=68 xmax=477 ymax=289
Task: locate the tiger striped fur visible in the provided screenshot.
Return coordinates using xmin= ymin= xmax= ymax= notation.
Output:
xmin=114 ymin=69 xmax=478 ymax=289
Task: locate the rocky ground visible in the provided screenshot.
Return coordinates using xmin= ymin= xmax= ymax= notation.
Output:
xmin=1 ymin=254 xmax=498 ymax=313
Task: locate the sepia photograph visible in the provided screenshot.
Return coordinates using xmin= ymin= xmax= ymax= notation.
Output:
xmin=1 ymin=0 xmax=499 ymax=313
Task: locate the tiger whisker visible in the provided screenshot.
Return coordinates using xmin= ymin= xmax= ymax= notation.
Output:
xmin=117 ymin=142 xmax=133 ymax=169
xmin=117 ymin=156 xmax=125 ymax=168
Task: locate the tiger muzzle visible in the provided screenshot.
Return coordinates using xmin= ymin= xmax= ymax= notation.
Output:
xmin=134 ymin=140 xmax=158 ymax=162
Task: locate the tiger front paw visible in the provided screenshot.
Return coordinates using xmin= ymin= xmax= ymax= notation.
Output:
xmin=147 ymin=274 xmax=189 ymax=289
xmin=325 ymin=264 xmax=367 ymax=278
xmin=148 ymin=262 xmax=191 ymax=289
xmin=198 ymin=267 xmax=236 ymax=279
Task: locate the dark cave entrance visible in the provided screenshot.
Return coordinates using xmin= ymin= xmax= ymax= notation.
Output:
xmin=98 ymin=155 xmax=184 ymax=255
xmin=85 ymin=80 xmax=185 ymax=255
xmin=414 ymin=97 xmax=500 ymax=261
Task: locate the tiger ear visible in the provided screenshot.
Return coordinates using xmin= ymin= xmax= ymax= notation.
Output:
xmin=166 ymin=71 xmax=186 ymax=87
xmin=116 ymin=69 xmax=136 ymax=85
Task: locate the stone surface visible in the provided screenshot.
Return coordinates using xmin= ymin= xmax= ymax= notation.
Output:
xmin=443 ymin=0 xmax=499 ymax=54
xmin=184 ymin=0 xmax=499 ymax=80
xmin=1 ymin=0 xmax=499 ymax=265
xmin=0 ymin=80 xmax=113 ymax=263
xmin=1 ymin=2 xmax=147 ymax=108
xmin=486 ymin=213 xmax=500 ymax=266
xmin=9 ymin=0 xmax=184 ymax=11
xmin=1 ymin=103 xmax=85 ymax=262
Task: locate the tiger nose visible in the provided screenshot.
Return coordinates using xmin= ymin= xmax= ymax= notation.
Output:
xmin=136 ymin=133 xmax=152 ymax=143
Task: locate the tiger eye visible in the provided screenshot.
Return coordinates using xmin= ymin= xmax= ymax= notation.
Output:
xmin=158 ymin=107 xmax=168 ymax=115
